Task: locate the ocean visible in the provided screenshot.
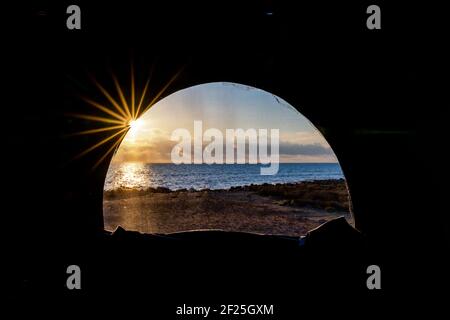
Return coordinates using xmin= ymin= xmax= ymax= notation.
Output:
xmin=104 ymin=163 xmax=345 ymax=191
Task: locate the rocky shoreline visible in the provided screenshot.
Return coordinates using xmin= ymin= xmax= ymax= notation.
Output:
xmin=103 ymin=179 xmax=353 ymax=236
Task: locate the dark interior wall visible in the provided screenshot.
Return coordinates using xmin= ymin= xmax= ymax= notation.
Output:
xmin=5 ymin=0 xmax=447 ymax=301
xmin=56 ymin=0 xmax=431 ymax=237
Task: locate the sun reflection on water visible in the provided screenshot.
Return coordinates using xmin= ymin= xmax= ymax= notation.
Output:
xmin=112 ymin=162 xmax=148 ymax=190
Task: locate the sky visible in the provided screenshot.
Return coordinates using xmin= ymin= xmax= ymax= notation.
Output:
xmin=112 ymin=82 xmax=338 ymax=163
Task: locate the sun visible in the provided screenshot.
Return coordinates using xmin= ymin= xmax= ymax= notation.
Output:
xmin=128 ymin=118 xmax=144 ymax=135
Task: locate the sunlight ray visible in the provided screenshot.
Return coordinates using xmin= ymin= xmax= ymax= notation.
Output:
xmin=66 ymin=125 xmax=125 ymax=137
xmin=135 ymin=78 xmax=150 ymax=120
xmin=91 ymin=76 xmax=129 ymax=119
xmin=112 ymin=72 xmax=132 ymax=119
xmin=74 ymin=127 xmax=129 ymax=160
xmin=93 ymin=131 xmax=127 ymax=170
xmin=130 ymin=61 xmax=135 ymax=119
xmin=81 ymin=96 xmax=127 ymax=122
xmin=135 ymin=63 xmax=155 ymax=119
xmin=141 ymin=67 xmax=184 ymax=115
xmin=68 ymin=113 xmax=126 ymax=125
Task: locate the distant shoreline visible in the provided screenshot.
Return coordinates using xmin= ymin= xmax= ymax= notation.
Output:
xmin=105 ymin=178 xmax=346 ymax=195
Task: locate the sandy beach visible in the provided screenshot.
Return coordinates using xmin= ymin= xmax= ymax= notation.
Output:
xmin=103 ymin=179 xmax=353 ymax=237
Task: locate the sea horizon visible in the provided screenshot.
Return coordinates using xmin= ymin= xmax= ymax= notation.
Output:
xmin=110 ymin=161 xmax=340 ymax=165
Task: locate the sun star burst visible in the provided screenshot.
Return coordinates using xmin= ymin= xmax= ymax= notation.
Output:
xmin=67 ymin=61 xmax=184 ymax=169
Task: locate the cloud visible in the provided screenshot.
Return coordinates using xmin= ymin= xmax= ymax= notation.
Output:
xmin=112 ymin=138 xmax=176 ymax=163
xmin=279 ymin=142 xmax=334 ymax=156
xmin=112 ymin=127 xmax=336 ymax=163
